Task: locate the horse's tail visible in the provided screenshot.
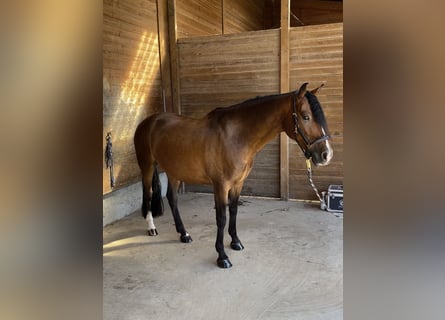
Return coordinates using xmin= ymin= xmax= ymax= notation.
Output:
xmin=150 ymin=167 xmax=164 ymax=217
xmin=141 ymin=166 xmax=164 ymax=218
xmin=135 ymin=116 xmax=164 ymax=219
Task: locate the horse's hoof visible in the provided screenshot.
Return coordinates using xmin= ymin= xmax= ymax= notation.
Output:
xmin=147 ymin=229 xmax=158 ymax=236
xmin=230 ymin=241 xmax=244 ymax=251
xmin=180 ymin=233 xmax=193 ymax=243
xmin=217 ymin=258 xmax=233 ymax=269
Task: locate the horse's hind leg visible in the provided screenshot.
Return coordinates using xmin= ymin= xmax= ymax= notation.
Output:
xmin=141 ymin=165 xmax=158 ymax=236
xmin=166 ymin=177 xmax=192 ymax=243
xmin=228 ymin=185 xmax=244 ymax=251
xmin=134 ymin=119 xmax=164 ymax=236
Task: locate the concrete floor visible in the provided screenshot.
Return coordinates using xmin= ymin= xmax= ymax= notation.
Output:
xmin=103 ymin=193 xmax=343 ymax=320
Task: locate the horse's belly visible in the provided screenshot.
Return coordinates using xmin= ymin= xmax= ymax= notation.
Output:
xmin=157 ymin=159 xmax=212 ymax=185
xmin=153 ymin=140 xmax=212 ymax=184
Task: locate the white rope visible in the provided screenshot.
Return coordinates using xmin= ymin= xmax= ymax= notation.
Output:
xmin=305 ymin=159 xmax=326 ymax=209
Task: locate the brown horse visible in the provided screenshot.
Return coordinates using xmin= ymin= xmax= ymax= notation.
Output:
xmin=134 ymin=82 xmax=332 ymax=268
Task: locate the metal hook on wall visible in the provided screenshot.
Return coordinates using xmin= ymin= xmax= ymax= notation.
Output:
xmin=105 ymin=132 xmax=115 ymax=188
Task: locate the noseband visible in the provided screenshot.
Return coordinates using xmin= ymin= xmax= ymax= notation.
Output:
xmin=291 ymin=93 xmax=331 ymax=159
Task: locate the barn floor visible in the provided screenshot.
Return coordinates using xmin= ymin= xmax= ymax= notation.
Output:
xmin=103 ymin=193 xmax=343 ymax=320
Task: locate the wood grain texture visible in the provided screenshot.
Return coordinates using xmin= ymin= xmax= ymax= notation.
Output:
xmin=178 ymin=29 xmax=281 ymax=197
xmin=103 ymin=0 xmax=163 ymax=194
xmin=103 ymin=1 xmax=343 ymax=201
xmin=176 ymin=0 xmax=222 ymax=38
xmin=291 ymin=0 xmax=343 ymax=26
xmin=177 ymin=23 xmax=343 ymax=200
xmin=289 ymin=23 xmax=343 ymax=200
xmin=223 ymin=0 xmax=265 ymax=34
xmin=176 ymin=0 xmax=266 ymax=39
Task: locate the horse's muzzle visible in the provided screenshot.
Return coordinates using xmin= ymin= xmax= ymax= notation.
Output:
xmin=311 ymin=142 xmax=333 ymax=166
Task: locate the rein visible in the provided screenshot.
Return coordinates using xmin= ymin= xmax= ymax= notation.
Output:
xmin=291 ymin=93 xmax=331 ymax=159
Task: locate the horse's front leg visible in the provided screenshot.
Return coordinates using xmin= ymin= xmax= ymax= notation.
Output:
xmin=228 ymin=188 xmax=244 ymax=251
xmin=214 ymin=184 xmax=232 ymax=268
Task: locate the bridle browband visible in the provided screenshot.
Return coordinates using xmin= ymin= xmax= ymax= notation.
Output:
xmin=291 ymin=92 xmax=331 ymax=159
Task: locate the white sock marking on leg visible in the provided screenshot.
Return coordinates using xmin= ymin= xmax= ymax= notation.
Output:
xmin=146 ymin=211 xmax=156 ymax=230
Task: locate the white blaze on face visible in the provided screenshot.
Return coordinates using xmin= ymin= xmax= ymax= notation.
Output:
xmin=321 ymin=128 xmax=333 ymax=164
xmin=146 ymin=211 xmax=156 ymax=230
xmin=325 ymin=140 xmax=333 ymax=163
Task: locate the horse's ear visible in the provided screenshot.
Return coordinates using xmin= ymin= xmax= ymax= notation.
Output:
xmin=310 ymin=83 xmax=325 ymax=95
xmin=297 ymin=82 xmax=309 ymax=99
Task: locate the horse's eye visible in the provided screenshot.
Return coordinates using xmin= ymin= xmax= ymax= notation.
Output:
xmin=303 ymin=115 xmax=310 ymax=121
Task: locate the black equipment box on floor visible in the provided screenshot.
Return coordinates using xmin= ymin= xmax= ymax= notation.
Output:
xmin=323 ymin=185 xmax=343 ymax=213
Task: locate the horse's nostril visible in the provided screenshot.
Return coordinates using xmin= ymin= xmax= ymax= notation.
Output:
xmin=321 ymin=151 xmax=328 ymax=161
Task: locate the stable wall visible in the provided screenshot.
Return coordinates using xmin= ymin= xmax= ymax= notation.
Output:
xmin=102 ymin=0 xmax=273 ymax=225
xmin=176 ymin=0 xmax=265 ymax=38
xmin=178 ymin=29 xmax=281 ymax=197
xmin=176 ymin=23 xmax=343 ymax=200
xmin=289 ymin=23 xmax=343 ymax=199
xmin=291 ymin=0 xmax=343 ymax=26
xmin=102 ymin=0 xmax=343 ymax=202
xmin=102 ymin=0 xmax=270 ymax=195
xmin=103 ymin=0 xmax=163 ymax=195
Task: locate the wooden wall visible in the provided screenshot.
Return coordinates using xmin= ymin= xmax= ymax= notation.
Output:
xmin=102 ymin=0 xmax=343 ymax=200
xmin=289 ymin=23 xmax=343 ymax=199
xmin=264 ymin=0 xmax=343 ymax=29
xmin=291 ymin=0 xmax=343 ymax=26
xmin=176 ymin=23 xmax=343 ymax=200
xmin=178 ymin=29 xmax=281 ymax=197
xmin=176 ymin=0 xmax=265 ymax=39
xmin=103 ymin=0 xmax=163 ymax=194
xmin=176 ymin=0 xmax=222 ymax=38
xmin=223 ymin=0 xmax=265 ymax=34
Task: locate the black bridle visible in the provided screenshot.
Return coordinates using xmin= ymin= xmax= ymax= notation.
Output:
xmin=291 ymin=93 xmax=331 ymax=159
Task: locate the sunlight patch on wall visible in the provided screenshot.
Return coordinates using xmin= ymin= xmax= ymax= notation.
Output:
xmin=105 ymin=30 xmax=160 ymax=187
xmin=120 ymin=31 xmax=159 ymax=108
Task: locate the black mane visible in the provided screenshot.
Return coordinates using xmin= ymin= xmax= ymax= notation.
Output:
xmin=207 ymin=92 xmax=289 ymax=118
xmin=207 ymin=91 xmax=329 ymax=131
xmin=305 ymin=91 xmax=328 ymax=130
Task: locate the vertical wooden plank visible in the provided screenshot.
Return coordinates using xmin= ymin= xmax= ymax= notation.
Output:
xmin=157 ymin=0 xmax=173 ymax=112
xmin=280 ymin=0 xmax=290 ymax=200
xmin=221 ymin=0 xmax=224 ymax=35
xmin=168 ymin=0 xmax=181 ymax=114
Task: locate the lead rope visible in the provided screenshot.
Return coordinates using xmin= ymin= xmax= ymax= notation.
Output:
xmin=305 ymin=158 xmax=326 ymax=209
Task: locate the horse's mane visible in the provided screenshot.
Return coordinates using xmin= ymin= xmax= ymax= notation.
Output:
xmin=305 ymin=91 xmax=328 ymax=130
xmin=206 ymin=91 xmax=329 ymax=130
xmin=206 ymin=92 xmax=288 ymax=118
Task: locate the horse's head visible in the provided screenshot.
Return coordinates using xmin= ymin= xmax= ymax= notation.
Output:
xmin=292 ymin=82 xmax=333 ymax=166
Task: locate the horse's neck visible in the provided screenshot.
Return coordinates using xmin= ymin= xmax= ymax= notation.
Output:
xmin=234 ymin=95 xmax=291 ymax=154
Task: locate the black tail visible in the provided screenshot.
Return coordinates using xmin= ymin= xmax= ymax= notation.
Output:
xmin=141 ymin=167 xmax=164 ymax=218
xmin=151 ymin=168 xmax=164 ymax=217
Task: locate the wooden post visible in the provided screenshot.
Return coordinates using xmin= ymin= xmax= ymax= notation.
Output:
xmin=280 ymin=0 xmax=290 ymax=200
xmin=168 ymin=0 xmax=181 ymax=114
xmin=156 ymin=0 xmax=173 ymax=113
